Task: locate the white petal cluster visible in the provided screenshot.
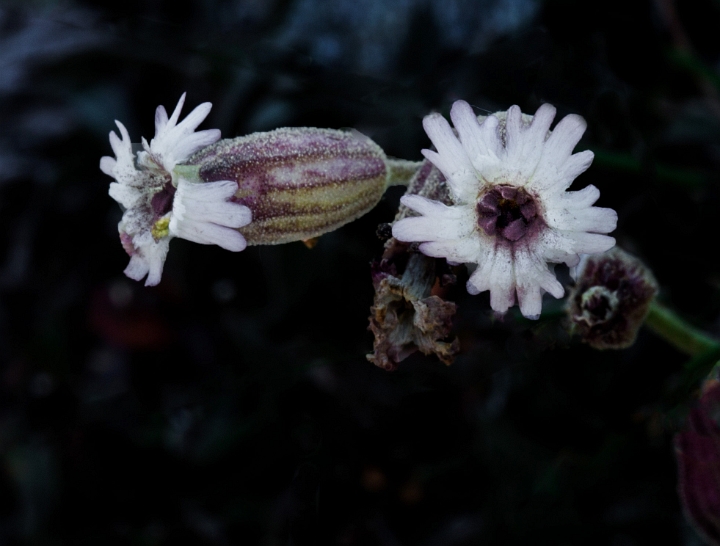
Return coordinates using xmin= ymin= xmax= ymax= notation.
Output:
xmin=100 ymin=94 xmax=251 ymax=286
xmin=392 ymin=101 xmax=617 ymax=319
xmin=137 ymin=93 xmax=221 ymax=176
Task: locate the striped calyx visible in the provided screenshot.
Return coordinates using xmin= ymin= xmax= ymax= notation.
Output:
xmin=185 ymin=128 xmax=388 ymax=245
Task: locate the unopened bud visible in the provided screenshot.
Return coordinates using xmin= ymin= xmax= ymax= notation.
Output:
xmin=567 ymin=247 xmax=658 ymax=350
xmin=178 ymin=128 xmax=389 ymax=245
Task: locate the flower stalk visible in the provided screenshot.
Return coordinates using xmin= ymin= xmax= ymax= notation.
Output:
xmin=385 ymin=159 xmax=423 ymax=187
xmin=645 ymin=300 xmax=719 ymax=357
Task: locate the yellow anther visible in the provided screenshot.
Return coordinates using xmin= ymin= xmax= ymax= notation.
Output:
xmin=151 ymin=217 xmax=170 ymax=239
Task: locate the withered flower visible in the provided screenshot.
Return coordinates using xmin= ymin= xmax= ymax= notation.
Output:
xmin=567 ymin=247 xmax=658 ymax=349
xmin=368 ymin=161 xmax=460 ymax=371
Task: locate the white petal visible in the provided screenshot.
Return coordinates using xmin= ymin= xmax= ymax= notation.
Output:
xmin=549 ymin=184 xmax=600 ymax=209
xmin=165 ymin=93 xmax=186 ymax=131
xmin=505 ymin=103 xmax=556 ymax=179
xmin=517 ymin=287 xmax=542 ymax=319
xmin=109 ymin=121 xmax=131 ymax=158
xmin=175 ymin=179 xmax=239 ymax=202
xmin=419 ymin=236 xmax=485 ymax=264
xmin=174 ymin=102 xmax=213 ymax=135
xmin=123 ymin=234 xmax=170 ymax=286
xmin=544 ymin=205 xmax=617 ymax=233
xmin=147 ymin=94 xmax=220 ymax=173
xmin=513 ymin=247 xmax=564 ymax=319
xmin=541 ymin=272 xmax=564 ymax=299
xmin=141 ymin=137 xmax=152 ymax=156
xmin=108 ymin=183 xmax=141 ymax=209
xmin=170 ymin=217 xmax=247 ymax=251
xmin=512 ymin=252 xmax=544 ymax=320
xmin=100 ymin=156 xmax=116 ymax=176
xmin=170 ymin=178 xmax=251 ymax=250
xmin=173 ymin=179 xmax=251 ymax=228
xmin=399 ymin=194 xmax=469 ymax=219
xmin=503 ymin=105 xmax=525 ymax=164
xmin=177 ymin=200 xmax=252 ymax=228
xmin=422 ymin=113 xmax=466 ymax=165
xmin=155 ymin=104 xmax=170 ymax=135
xmin=449 ymin=101 xmax=501 ymax=174
xmin=422 ymin=112 xmax=480 ymax=203
xmin=539 ymin=229 xmax=615 ymax=259
xmin=467 ymin=244 xmax=497 ymax=295
xmin=171 ymin=129 xmax=221 ymax=161
xmin=420 ymin=149 xmax=480 ymax=204
xmin=566 ymin=232 xmax=616 ymax=255
xmin=465 ymin=245 xmax=516 ymax=314
xmin=530 ymin=232 xmax=573 ymax=266
xmin=543 ymin=113 xmax=587 ymax=163
xmin=392 ymin=216 xmax=472 ymax=242
xmin=102 ymin=121 xmax=143 ymax=183
xmin=478 ymin=115 xmax=501 ymax=155
xmin=124 ymin=255 xmax=150 ymax=282
xmin=145 ymin=257 xmax=165 ymax=287
xmin=529 ymin=150 xmax=594 ymax=194
xmin=487 ymin=247 xmax=516 ymax=314
xmin=529 ymin=114 xmax=589 ymax=193
xmin=393 ymin=198 xmax=475 ymax=242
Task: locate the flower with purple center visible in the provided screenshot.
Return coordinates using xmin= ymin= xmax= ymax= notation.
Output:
xmin=392 ymin=101 xmax=617 ymax=319
xmin=100 ymin=94 xmax=251 ymax=286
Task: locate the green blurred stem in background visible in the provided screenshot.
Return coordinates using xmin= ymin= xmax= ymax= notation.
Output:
xmin=645 ymin=302 xmax=720 ymax=397
xmin=645 ymin=300 xmax=719 ymax=357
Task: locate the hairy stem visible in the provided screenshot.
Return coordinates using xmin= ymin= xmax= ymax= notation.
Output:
xmin=385 ymin=159 xmax=423 ymax=188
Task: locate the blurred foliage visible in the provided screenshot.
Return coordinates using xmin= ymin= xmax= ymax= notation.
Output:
xmin=1 ymin=0 xmax=720 ymax=544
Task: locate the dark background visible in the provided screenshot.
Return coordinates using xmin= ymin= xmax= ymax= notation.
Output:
xmin=1 ymin=0 xmax=720 ymax=544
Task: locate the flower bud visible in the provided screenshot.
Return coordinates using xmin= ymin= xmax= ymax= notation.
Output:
xmin=675 ymin=379 xmax=720 ymax=546
xmin=179 ymin=127 xmax=389 ymax=245
xmin=567 ymin=247 xmax=658 ymax=350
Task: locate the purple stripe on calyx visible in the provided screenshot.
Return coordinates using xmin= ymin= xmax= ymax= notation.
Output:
xmin=186 ymin=127 xmax=388 ymax=245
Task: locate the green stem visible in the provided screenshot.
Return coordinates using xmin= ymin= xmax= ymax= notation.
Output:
xmin=385 ymin=159 xmax=423 ymax=188
xmin=645 ymin=300 xmax=719 ymax=356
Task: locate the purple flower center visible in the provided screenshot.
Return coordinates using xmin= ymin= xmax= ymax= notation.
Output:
xmin=150 ymin=181 xmax=176 ymax=221
xmin=476 ymin=185 xmax=538 ymax=242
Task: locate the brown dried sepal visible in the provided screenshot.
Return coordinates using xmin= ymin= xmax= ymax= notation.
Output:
xmin=367 ymin=160 xmax=459 ymax=370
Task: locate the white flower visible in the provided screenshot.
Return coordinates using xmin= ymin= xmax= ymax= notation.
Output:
xmin=392 ymin=101 xmax=617 ymax=319
xmin=100 ymin=94 xmax=252 ymax=286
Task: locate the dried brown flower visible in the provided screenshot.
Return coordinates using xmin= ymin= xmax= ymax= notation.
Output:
xmin=367 ymin=161 xmax=460 ymax=370
xmin=567 ymin=247 xmax=658 ymax=349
